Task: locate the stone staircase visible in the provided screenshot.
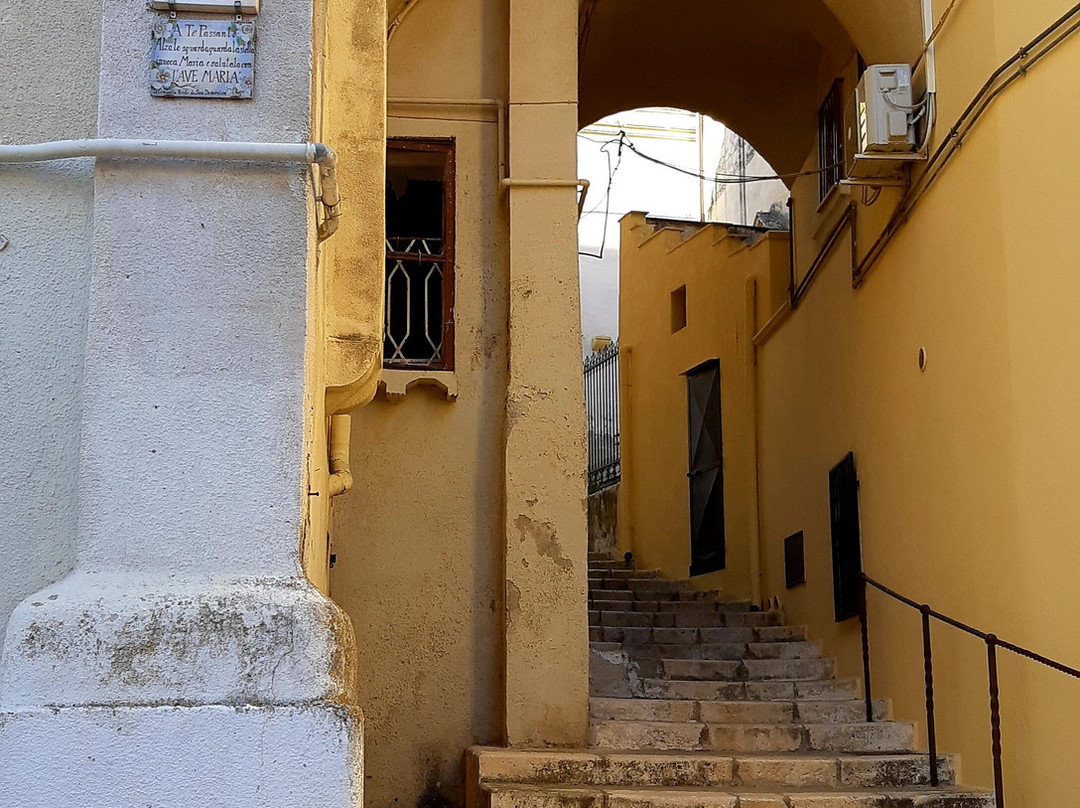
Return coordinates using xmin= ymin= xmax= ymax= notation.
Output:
xmin=468 ymin=553 xmax=994 ymax=808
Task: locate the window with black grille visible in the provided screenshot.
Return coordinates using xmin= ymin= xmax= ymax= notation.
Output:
xmin=384 ymin=138 xmax=455 ymax=370
xmin=818 ymin=79 xmax=844 ymax=201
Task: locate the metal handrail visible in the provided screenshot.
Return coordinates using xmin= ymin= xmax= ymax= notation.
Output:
xmin=858 ymin=573 xmax=1080 ymax=806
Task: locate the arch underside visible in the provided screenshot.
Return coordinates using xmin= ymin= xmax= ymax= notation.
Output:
xmin=579 ymin=0 xmax=924 ymax=176
xmin=387 ymin=0 xmax=924 ymax=177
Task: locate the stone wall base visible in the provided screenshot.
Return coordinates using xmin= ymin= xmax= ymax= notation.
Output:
xmin=0 ymin=704 xmax=363 ymax=807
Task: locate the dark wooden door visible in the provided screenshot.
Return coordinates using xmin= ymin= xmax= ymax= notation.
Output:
xmin=687 ymin=361 xmax=725 ymax=576
xmin=829 ymin=452 xmax=863 ymax=621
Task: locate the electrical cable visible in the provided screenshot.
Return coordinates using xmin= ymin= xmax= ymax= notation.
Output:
xmin=578 ymin=135 xmax=624 ymax=259
xmin=616 ymin=131 xmax=841 ymax=184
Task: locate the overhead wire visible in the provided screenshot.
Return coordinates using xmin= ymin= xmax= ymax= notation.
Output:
xmin=578 ymin=135 xmax=625 ymax=259
xmin=576 ymin=129 xmax=838 ymax=260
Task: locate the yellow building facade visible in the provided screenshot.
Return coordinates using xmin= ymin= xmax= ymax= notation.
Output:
xmin=611 ymin=3 xmax=1080 ymax=806
xmin=322 ymin=0 xmax=1080 ymax=806
xmin=3 ymin=0 xmax=1079 ymax=805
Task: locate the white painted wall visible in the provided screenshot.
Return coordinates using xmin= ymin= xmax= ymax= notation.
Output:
xmin=0 ymin=0 xmax=100 ymax=658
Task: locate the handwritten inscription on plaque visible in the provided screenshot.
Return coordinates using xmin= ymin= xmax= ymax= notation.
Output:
xmin=150 ymin=18 xmax=255 ymax=99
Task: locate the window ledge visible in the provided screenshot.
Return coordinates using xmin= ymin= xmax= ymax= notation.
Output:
xmin=379 ymin=368 xmax=458 ymax=402
xmin=812 ymin=184 xmax=851 ymax=240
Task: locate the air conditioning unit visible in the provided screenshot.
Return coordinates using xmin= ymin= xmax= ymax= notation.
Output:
xmin=847 ymin=64 xmax=921 ymax=181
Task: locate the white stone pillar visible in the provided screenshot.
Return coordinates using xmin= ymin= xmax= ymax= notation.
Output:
xmin=0 ymin=1 xmax=363 ymax=805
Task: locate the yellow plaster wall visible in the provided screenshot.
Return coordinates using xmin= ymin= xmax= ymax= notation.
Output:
xmin=322 ymin=0 xmax=387 ymax=413
xmin=751 ymin=5 xmax=1080 ymax=803
xmin=329 ymin=1 xmax=509 ymax=806
xmin=618 ymin=219 xmax=787 ymax=599
xmin=614 ymin=4 xmax=1080 ymax=802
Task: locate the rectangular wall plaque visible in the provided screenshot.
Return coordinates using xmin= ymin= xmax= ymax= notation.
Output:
xmin=150 ymin=18 xmax=255 ymax=99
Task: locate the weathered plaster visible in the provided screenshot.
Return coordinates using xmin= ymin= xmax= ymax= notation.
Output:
xmin=0 ymin=0 xmax=99 ymax=662
xmin=503 ymin=0 xmax=590 ymax=747
xmin=329 ymin=3 xmax=508 ymax=806
xmin=0 ymin=704 xmax=363 ymax=807
xmin=0 ymin=0 xmax=365 ymax=800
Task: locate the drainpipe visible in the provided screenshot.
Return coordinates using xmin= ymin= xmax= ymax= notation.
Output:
xmin=0 ymin=138 xmax=342 ymax=241
xmin=327 ymin=414 xmax=353 ymax=498
xmin=744 ymin=276 xmax=763 ymax=605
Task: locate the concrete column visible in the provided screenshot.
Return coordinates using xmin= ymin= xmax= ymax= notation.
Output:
xmin=0 ymin=1 xmax=363 ymax=805
xmin=504 ymin=0 xmax=590 ymax=746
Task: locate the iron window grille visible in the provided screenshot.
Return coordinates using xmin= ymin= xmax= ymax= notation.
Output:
xmin=818 ymin=79 xmax=844 ymax=202
xmin=384 ymin=138 xmax=456 ymax=371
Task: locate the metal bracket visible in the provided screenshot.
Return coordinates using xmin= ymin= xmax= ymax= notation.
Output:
xmin=152 ymin=0 xmax=260 ymax=14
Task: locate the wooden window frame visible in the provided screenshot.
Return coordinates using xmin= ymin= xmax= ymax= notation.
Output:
xmin=384 ymin=137 xmax=456 ymax=372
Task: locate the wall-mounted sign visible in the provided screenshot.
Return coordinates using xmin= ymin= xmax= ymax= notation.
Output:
xmin=150 ymin=18 xmax=255 ymax=99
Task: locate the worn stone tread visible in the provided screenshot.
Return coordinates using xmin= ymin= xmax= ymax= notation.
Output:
xmin=471 ymin=748 xmax=958 ymax=790
xmin=484 ymin=782 xmax=992 ymax=808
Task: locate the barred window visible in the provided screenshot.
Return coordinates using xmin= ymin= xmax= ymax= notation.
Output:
xmin=384 ymin=138 xmax=455 ymax=370
xmin=818 ymin=79 xmax=844 ymax=201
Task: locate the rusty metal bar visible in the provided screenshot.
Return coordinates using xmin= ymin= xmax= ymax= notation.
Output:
xmin=858 ymin=576 xmax=873 ymax=723
xmin=921 ymin=605 xmax=939 ymax=786
xmin=987 ymin=636 xmax=1005 ymax=808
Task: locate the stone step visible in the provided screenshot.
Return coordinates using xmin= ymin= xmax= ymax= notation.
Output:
xmin=590 ymin=594 xmax=762 ymax=610
xmin=661 ymin=658 xmax=835 ymax=682
xmin=641 ymin=679 xmax=859 ymax=702
xmin=615 ymin=644 xmax=787 ymax=662
xmin=590 ymin=630 xmax=821 ymax=659
xmin=483 ymin=784 xmax=991 ymax=808
xmin=589 ymin=571 xmax=661 ymax=583
xmin=589 ymin=611 xmax=807 ymax=636
xmin=590 ymin=602 xmax=784 ymax=626
xmin=589 ymin=720 xmax=916 ymax=754
xmin=589 ymin=699 xmax=889 ymax=724
xmin=469 ymin=747 xmax=957 ymax=790
xmin=590 ymin=587 xmax=721 ymax=602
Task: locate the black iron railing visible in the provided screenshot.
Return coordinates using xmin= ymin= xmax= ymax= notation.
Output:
xmin=584 ymin=341 xmax=620 ymax=494
xmin=858 ymin=573 xmax=1080 ymax=806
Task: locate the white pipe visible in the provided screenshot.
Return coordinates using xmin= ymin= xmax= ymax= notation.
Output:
xmin=387 ymin=97 xmax=506 ymax=182
xmin=500 ymin=178 xmax=591 ymax=219
xmin=921 ymin=0 xmax=938 ymax=93
xmin=0 ymin=138 xmax=342 ymax=241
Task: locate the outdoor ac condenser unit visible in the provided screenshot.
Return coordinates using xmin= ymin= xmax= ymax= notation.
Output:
xmin=847 ymin=64 xmax=920 ymax=180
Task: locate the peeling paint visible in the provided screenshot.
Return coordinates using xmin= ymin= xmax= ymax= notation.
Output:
xmin=505 ymin=581 xmax=521 ymax=625
xmin=513 ymin=514 xmax=573 ymax=571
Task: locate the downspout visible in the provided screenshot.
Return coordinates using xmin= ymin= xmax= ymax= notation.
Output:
xmin=327 ymin=414 xmax=353 ymax=498
xmin=744 ymin=276 xmax=763 ymax=605
xmin=0 ymin=139 xmax=343 ymax=241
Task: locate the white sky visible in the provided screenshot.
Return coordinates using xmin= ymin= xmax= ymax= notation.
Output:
xmin=577 ymin=108 xmax=729 ymax=356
